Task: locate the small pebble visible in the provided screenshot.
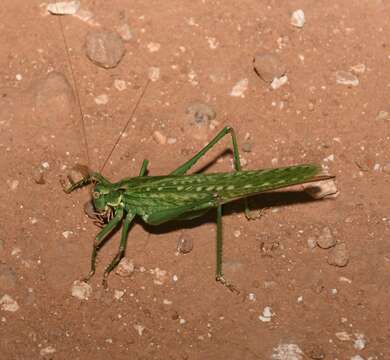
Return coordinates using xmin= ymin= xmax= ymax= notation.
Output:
xmin=307 ymin=237 xmax=317 ymax=249
xmin=15 ymin=74 xmax=22 ymax=81
xmin=94 ymin=94 xmax=109 ymax=105
xmin=116 ymin=23 xmax=133 ymax=41
xmin=335 ymin=331 xmax=351 ymax=341
xmin=134 ymin=324 xmax=145 ymax=336
xmin=114 ymin=79 xmax=127 ymax=91
xmin=86 ymin=30 xmax=125 ymax=69
xmin=253 ymin=53 xmax=286 ymax=83
xmin=271 ymin=75 xmax=288 ymax=90
xmin=376 ymin=110 xmax=390 ymax=121
xmin=354 ymin=334 xmax=366 ymax=350
xmin=316 ymin=227 xmax=336 ymax=249
xmin=115 ymin=258 xmax=135 ymax=277
xmin=47 ymin=1 xmax=80 ymax=15
xmin=62 ymin=230 xmax=73 ymax=239
xmin=327 ymin=243 xmax=349 ymax=267
xmin=259 ymin=306 xmax=273 ymax=322
xmin=40 ymin=346 xmax=56 ymax=356
xmin=114 ymin=290 xmax=125 ymax=300
xmin=248 ymin=293 xmax=256 ymax=301
xmin=186 ymin=102 xmax=216 ymax=125
xmin=176 ymin=236 xmax=194 ymax=254
xmin=304 ymin=179 xmax=339 ymax=199
xmin=350 ymin=63 xmax=366 ymax=74
xmin=350 ymin=355 xmax=364 ymax=360
xmin=71 ymin=280 xmax=92 ymax=300
xmin=148 ymin=67 xmax=160 ymax=82
xmin=0 ymin=294 xmax=19 ymax=312
xmin=335 ymin=71 xmax=359 ymax=86
xmin=147 ymin=42 xmax=161 ymax=52
xmin=272 ymin=343 xmax=303 ymax=360
xmin=152 ymin=130 xmax=167 ymax=145
xmin=152 ymin=268 xmax=168 ymax=285
xmin=291 ymin=9 xmax=305 ymax=28
xmin=230 ymin=78 xmax=248 ymax=97
xmin=167 ymin=137 xmax=177 ymax=145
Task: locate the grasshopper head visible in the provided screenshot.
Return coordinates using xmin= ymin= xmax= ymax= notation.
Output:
xmin=91 ymin=183 xmax=122 ymax=215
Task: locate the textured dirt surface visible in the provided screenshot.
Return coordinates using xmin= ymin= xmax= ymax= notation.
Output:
xmin=1 ymin=1 xmax=390 ymax=359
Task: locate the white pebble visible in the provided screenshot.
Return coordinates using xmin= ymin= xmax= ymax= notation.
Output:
xmin=147 ymin=42 xmax=161 ymax=52
xmin=335 ymin=71 xmax=359 ymax=86
xmin=115 ymin=257 xmax=135 ymax=277
xmin=230 ymin=78 xmax=248 ymax=97
xmin=114 ymin=79 xmax=127 ymax=91
xmin=297 ymin=296 xmax=303 ymax=303
xmin=71 ymin=280 xmax=92 ymax=300
xmin=335 ymin=331 xmax=351 ymax=341
xmin=15 ymin=74 xmax=22 ymax=81
xmin=163 ymin=299 xmax=172 ymax=305
xmin=350 ymin=63 xmax=366 ymax=74
xmin=94 ymin=94 xmax=109 ymax=105
xmin=152 ymin=130 xmax=167 ymax=145
xmin=152 ymin=267 xmax=167 ymax=285
xmin=272 ymin=343 xmax=303 ymax=360
xmin=271 ymin=75 xmax=288 ymax=90
xmin=291 ymin=9 xmax=305 ymax=28
xmin=40 ymin=346 xmax=56 ymax=356
xmin=354 ymin=334 xmax=366 ymax=350
xmin=148 ymin=67 xmax=160 ymax=82
xmin=233 ymin=230 xmax=241 ymax=238
xmin=172 ymin=274 xmax=178 ymax=282
xmin=62 ymin=231 xmax=73 ymax=239
xmin=179 ymin=318 xmax=186 ymax=325
xmin=259 ymin=306 xmax=273 ymax=322
xmin=134 ymin=324 xmax=145 ymax=336
xmin=248 ymin=293 xmax=256 ymax=301
xmin=114 ymin=290 xmax=125 ymax=300
xmin=0 ymin=295 xmax=19 ymax=312
xmin=350 ymin=356 xmax=364 ymax=360
xmin=206 ymin=36 xmax=219 ymax=49
xmin=47 ymin=1 xmax=80 ymax=15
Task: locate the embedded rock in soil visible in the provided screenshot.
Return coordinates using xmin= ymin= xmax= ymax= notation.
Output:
xmin=253 ymin=53 xmax=286 ymax=83
xmin=316 ymin=227 xmax=336 ymax=249
xmin=335 ymin=71 xmax=359 ymax=86
xmin=291 ymin=9 xmax=305 ymax=28
xmin=327 ymin=243 xmax=349 ymax=267
xmin=116 ymin=258 xmax=135 ymax=277
xmin=176 ymin=235 xmax=193 ymax=254
xmin=86 ymin=30 xmax=125 ymax=69
xmin=186 ymin=102 xmax=216 ymax=125
xmin=34 ymin=72 xmax=74 ymax=117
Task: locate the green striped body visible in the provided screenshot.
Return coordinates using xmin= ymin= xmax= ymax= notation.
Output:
xmin=98 ymin=164 xmax=324 ymax=225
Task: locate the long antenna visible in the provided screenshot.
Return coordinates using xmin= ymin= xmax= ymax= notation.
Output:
xmin=99 ymin=78 xmax=151 ymax=173
xmin=56 ymin=15 xmax=91 ymax=167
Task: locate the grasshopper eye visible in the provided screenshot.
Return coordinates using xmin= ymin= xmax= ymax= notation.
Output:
xmin=92 ymin=191 xmax=101 ymax=199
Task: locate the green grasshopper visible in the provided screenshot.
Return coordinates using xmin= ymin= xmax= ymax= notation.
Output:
xmin=63 ymin=126 xmax=332 ymax=291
